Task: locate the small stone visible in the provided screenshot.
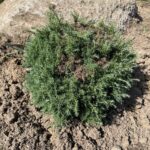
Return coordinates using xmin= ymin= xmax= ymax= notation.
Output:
xmin=122 ymin=136 xmax=130 ymax=148
xmin=135 ymin=97 xmax=144 ymax=109
xmin=86 ymin=128 xmax=100 ymax=140
xmin=77 ymin=130 xmax=83 ymax=138
xmin=111 ymin=145 xmax=122 ymax=150
xmin=72 ymin=144 xmax=78 ymax=150
xmin=139 ymin=137 xmax=148 ymax=144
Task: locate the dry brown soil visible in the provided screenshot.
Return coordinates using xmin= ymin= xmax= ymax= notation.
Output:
xmin=0 ymin=1 xmax=150 ymax=150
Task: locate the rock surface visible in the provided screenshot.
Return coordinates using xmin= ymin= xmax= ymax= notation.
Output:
xmin=0 ymin=0 xmax=138 ymax=37
xmin=52 ymin=0 xmax=138 ymax=30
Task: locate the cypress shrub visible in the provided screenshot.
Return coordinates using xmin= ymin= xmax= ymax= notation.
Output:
xmin=0 ymin=0 xmax=4 ymax=4
xmin=24 ymin=10 xmax=136 ymax=126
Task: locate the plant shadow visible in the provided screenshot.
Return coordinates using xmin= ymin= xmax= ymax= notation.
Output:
xmin=103 ymin=65 xmax=149 ymax=125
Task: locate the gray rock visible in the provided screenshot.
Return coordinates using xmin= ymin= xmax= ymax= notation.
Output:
xmin=0 ymin=0 xmax=138 ymax=37
xmin=52 ymin=0 xmax=138 ymax=30
xmin=111 ymin=145 xmax=122 ymax=150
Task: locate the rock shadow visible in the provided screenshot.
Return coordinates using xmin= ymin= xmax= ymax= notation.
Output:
xmin=104 ymin=65 xmax=149 ymax=125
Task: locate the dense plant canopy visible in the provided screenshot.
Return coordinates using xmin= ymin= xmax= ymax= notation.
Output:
xmin=0 ymin=0 xmax=4 ymax=4
xmin=24 ymin=10 xmax=136 ymax=126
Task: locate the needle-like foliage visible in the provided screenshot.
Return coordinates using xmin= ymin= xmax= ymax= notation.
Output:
xmin=24 ymin=10 xmax=136 ymax=126
xmin=0 ymin=0 xmax=4 ymax=4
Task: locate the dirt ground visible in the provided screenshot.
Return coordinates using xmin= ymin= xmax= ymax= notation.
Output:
xmin=0 ymin=1 xmax=150 ymax=150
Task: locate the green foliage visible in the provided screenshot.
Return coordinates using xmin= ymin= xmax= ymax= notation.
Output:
xmin=24 ymin=10 xmax=136 ymax=126
xmin=0 ymin=0 xmax=4 ymax=4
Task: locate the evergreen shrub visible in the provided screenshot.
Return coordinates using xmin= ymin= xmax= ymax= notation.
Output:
xmin=0 ymin=0 xmax=4 ymax=4
xmin=24 ymin=10 xmax=136 ymax=126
